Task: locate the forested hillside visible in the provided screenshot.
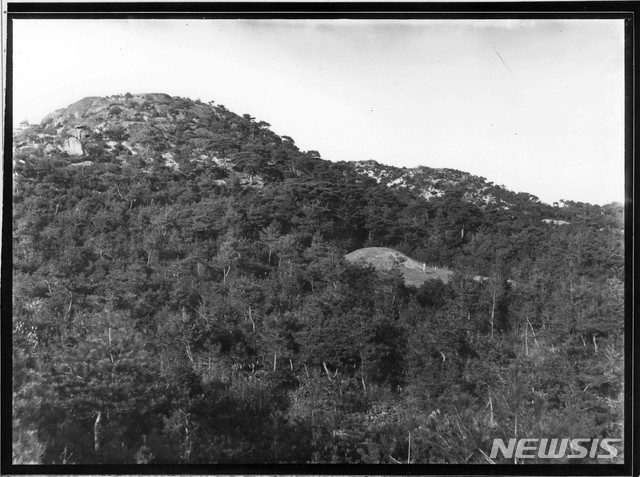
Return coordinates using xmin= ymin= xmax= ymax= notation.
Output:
xmin=12 ymin=93 xmax=624 ymax=464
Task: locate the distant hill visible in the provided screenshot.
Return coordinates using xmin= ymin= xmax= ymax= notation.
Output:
xmin=345 ymin=247 xmax=453 ymax=286
xmin=15 ymin=93 xmax=609 ymax=212
xmin=353 ymin=159 xmax=555 ymax=211
xmin=12 ymin=92 xmax=624 ymax=275
xmin=12 ymin=93 xmax=624 ymax=263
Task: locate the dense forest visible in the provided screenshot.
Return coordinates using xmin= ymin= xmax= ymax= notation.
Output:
xmin=11 ymin=93 xmax=624 ymax=464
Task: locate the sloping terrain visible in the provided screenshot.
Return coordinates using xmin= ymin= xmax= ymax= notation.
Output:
xmin=14 ymin=94 xmax=584 ymax=212
xmin=11 ymin=93 xmax=624 ymax=465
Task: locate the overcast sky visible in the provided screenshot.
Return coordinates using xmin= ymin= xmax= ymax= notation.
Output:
xmin=12 ymin=19 xmax=625 ymax=205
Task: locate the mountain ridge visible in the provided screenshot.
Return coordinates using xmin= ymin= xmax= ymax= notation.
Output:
xmin=15 ymin=92 xmax=615 ymax=213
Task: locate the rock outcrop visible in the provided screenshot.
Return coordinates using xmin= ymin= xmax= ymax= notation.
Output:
xmin=72 ymin=126 xmax=90 ymax=140
xmin=63 ymin=137 xmax=84 ymax=156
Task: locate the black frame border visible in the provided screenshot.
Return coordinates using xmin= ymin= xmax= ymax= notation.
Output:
xmin=2 ymin=2 xmax=637 ymax=476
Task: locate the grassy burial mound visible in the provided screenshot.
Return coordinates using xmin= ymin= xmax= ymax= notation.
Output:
xmin=344 ymin=247 xmax=453 ymax=286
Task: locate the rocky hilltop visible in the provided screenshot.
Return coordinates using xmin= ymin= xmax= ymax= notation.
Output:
xmin=14 ymin=93 xmax=305 ymax=188
xmin=18 ymin=93 xmax=236 ymax=160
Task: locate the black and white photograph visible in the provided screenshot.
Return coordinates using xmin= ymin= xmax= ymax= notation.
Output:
xmin=4 ymin=3 xmax=633 ymax=472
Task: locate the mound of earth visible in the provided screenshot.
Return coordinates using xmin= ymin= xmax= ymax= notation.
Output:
xmin=344 ymin=247 xmax=453 ymax=286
